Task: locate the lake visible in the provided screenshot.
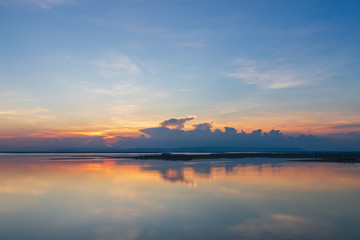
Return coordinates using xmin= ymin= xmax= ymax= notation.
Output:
xmin=0 ymin=154 xmax=359 ymax=240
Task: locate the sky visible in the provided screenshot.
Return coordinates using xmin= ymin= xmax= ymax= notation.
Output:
xmin=0 ymin=0 xmax=360 ymax=150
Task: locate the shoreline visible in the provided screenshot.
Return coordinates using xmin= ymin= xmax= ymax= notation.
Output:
xmin=123 ymin=152 xmax=360 ymax=162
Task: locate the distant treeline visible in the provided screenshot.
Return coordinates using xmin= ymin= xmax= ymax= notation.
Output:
xmin=116 ymin=152 xmax=360 ymax=162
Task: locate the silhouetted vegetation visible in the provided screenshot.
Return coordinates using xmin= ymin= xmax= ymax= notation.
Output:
xmin=121 ymin=152 xmax=360 ymax=162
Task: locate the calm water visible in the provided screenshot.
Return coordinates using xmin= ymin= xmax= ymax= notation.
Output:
xmin=0 ymin=154 xmax=360 ymax=240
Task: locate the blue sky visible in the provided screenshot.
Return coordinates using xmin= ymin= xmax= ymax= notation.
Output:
xmin=0 ymin=0 xmax=360 ymax=147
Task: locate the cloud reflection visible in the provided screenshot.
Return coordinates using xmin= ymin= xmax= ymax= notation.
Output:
xmin=0 ymin=156 xmax=360 ymax=240
xmin=229 ymin=214 xmax=332 ymax=240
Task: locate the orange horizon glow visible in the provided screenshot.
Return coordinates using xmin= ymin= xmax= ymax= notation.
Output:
xmin=0 ymin=125 xmax=358 ymax=139
xmin=1 ymin=112 xmax=360 ymax=140
xmin=1 ymin=106 xmax=360 ymax=140
xmin=1 ymin=158 xmax=360 ymax=191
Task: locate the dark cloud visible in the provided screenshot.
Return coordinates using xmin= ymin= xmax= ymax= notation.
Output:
xmin=160 ymin=117 xmax=194 ymax=129
xmin=224 ymin=127 xmax=237 ymax=135
xmin=0 ymin=136 xmax=107 ymax=151
xmin=1 ymin=118 xmax=360 ymax=152
xmin=332 ymin=123 xmax=360 ymax=129
xmin=193 ymin=122 xmax=212 ymax=131
xmin=113 ymin=121 xmax=333 ymax=150
xmin=113 ymin=118 xmax=360 ymax=151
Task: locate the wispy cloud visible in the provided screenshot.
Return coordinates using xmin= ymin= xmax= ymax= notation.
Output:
xmin=107 ymin=104 xmax=141 ymax=116
xmin=94 ymin=55 xmax=142 ymax=77
xmin=0 ymin=108 xmax=53 ymax=136
xmin=84 ymin=81 xmax=169 ymax=130
xmin=332 ymin=123 xmax=360 ymax=129
xmin=85 ymin=82 xmax=168 ymax=102
xmin=29 ymin=0 xmax=68 ymax=8
xmin=0 ymin=107 xmax=48 ymax=115
xmin=177 ymin=41 xmax=205 ymax=48
xmin=228 ymin=58 xmax=336 ymax=89
xmin=0 ymin=0 xmax=73 ymax=8
xmin=86 ymin=82 xmax=143 ymax=97
xmin=0 ymin=91 xmax=17 ymax=97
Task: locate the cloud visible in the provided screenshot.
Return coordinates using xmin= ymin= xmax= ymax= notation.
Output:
xmin=0 ymin=107 xmax=48 ymax=115
xmin=95 ymin=55 xmax=141 ymax=77
xmin=85 ymin=82 xmax=168 ymax=106
xmin=177 ymin=42 xmax=205 ymax=48
xmin=1 ymin=117 xmax=360 ymax=151
xmin=193 ymin=122 xmax=212 ymax=131
xmin=85 ymin=82 xmax=169 ymax=128
xmin=113 ymin=119 xmax=333 ymax=150
xmin=160 ymin=117 xmax=195 ymax=130
xmin=229 ymin=59 xmax=308 ymax=89
xmin=0 ymin=136 xmax=107 ymax=150
xmin=0 ymin=0 xmax=73 ymax=8
xmin=86 ymin=82 xmax=143 ymax=96
xmin=29 ymin=0 xmax=69 ymax=8
xmin=229 ymin=214 xmax=331 ymax=240
xmin=332 ymin=123 xmax=360 ymax=129
xmin=0 ymin=108 xmax=51 ymax=128
xmin=228 ymin=58 xmax=334 ymax=89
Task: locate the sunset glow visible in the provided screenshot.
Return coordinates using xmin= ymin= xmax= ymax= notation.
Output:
xmin=1 ymin=2 xmax=360 ymax=239
xmin=1 ymin=0 xmax=360 ymax=151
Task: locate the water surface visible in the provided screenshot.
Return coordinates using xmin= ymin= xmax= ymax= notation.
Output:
xmin=0 ymin=154 xmax=359 ymax=240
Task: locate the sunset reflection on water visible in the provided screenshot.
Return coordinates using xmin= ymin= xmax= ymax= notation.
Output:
xmin=0 ymin=155 xmax=359 ymax=240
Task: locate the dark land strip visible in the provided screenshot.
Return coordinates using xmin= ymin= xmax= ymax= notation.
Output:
xmin=46 ymin=152 xmax=360 ymax=162
xmin=115 ymin=152 xmax=360 ymax=162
